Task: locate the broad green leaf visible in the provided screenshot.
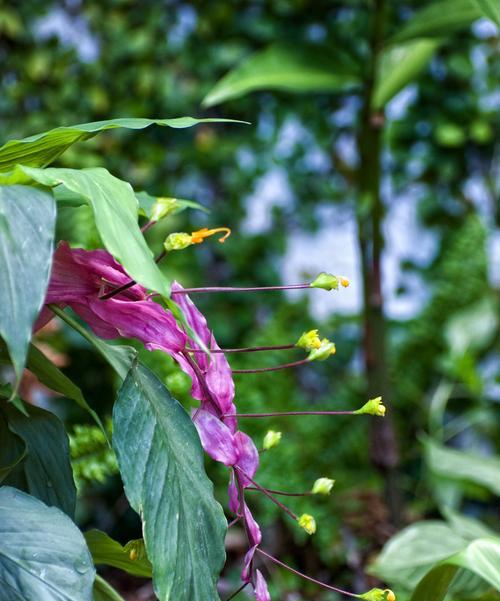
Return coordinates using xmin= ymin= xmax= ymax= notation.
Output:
xmin=0 ymin=185 xmax=56 ymax=384
xmin=373 ymin=39 xmax=440 ymax=109
xmin=136 ymin=191 xmax=208 ymax=220
xmin=410 ymin=537 xmax=500 ymax=601
xmin=0 ymin=409 xmax=26 ymax=483
xmin=84 ymin=529 xmax=152 ymax=578
xmin=474 ymin=0 xmax=500 ymax=26
xmin=113 ymin=363 xmax=226 ymax=601
xmin=93 ymin=575 xmax=126 ymax=601
xmin=0 ymin=402 xmax=76 ymax=517
xmin=368 ymin=521 xmax=469 ymax=588
xmin=27 ymin=343 xmax=104 ymax=432
xmin=0 ymin=117 xmax=244 ymax=173
xmin=444 ymin=297 xmax=498 ymax=356
xmin=0 ymin=486 xmax=95 ymax=601
xmin=390 ymin=0 xmax=483 ymax=43
xmin=202 ymin=42 xmax=359 ymax=107
xmin=444 ymin=508 xmax=498 ymax=540
xmin=425 ymin=439 xmax=500 ymax=496
xmin=0 ymin=166 xmax=169 ymax=296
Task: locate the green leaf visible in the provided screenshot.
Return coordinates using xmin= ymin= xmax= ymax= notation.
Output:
xmin=84 ymin=529 xmax=152 ymax=578
xmin=425 ymin=439 xmax=500 ymax=496
xmin=0 ymin=402 xmax=76 ymax=517
xmin=410 ymin=537 xmax=500 ymax=601
xmin=444 ymin=508 xmax=499 ymax=540
xmin=202 ymin=42 xmax=359 ymax=107
xmin=27 ymin=343 xmax=104 ymax=433
xmin=390 ymin=0 xmax=483 ymax=43
xmin=0 ymin=117 xmax=245 ymax=173
xmin=93 ymin=575 xmax=126 ymax=601
xmin=113 ymin=363 xmax=226 ymax=601
xmin=0 ymin=166 xmax=169 ymax=296
xmin=136 ymin=191 xmax=208 ymax=221
xmin=0 ymin=185 xmax=56 ymax=384
xmin=0 ymin=409 xmax=26 ymax=483
xmin=0 ymin=486 xmax=95 ymax=601
xmin=474 ymin=0 xmax=500 ymax=26
xmin=369 ymin=521 xmax=469 ymax=588
xmin=373 ymin=39 xmax=441 ymax=109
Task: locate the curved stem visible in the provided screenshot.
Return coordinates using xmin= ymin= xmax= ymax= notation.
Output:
xmin=225 ymin=410 xmax=353 ymax=418
xmin=173 ymin=284 xmax=311 ymax=294
xmin=232 ymin=358 xmax=309 ymax=374
xmin=246 ymin=486 xmax=313 ymax=497
xmin=186 ymin=344 xmax=296 ymax=354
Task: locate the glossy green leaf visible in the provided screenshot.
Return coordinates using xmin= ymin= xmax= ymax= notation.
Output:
xmin=410 ymin=537 xmax=500 ymax=601
xmin=0 ymin=166 xmax=169 ymax=296
xmin=113 ymin=363 xmax=226 ymax=601
xmin=0 ymin=117 xmax=244 ymax=172
xmin=0 ymin=486 xmax=95 ymax=601
xmin=390 ymin=0 xmax=483 ymax=43
xmin=425 ymin=439 xmax=500 ymax=496
xmin=27 ymin=343 xmax=104 ymax=432
xmin=84 ymin=529 xmax=152 ymax=578
xmin=0 ymin=185 xmax=56 ymax=384
xmin=50 ymin=305 xmax=136 ymax=380
xmin=0 ymin=402 xmax=76 ymax=517
xmin=474 ymin=0 xmax=500 ymax=26
xmin=202 ymin=42 xmax=359 ymax=107
xmin=93 ymin=575 xmax=126 ymax=601
xmin=373 ymin=39 xmax=441 ymax=108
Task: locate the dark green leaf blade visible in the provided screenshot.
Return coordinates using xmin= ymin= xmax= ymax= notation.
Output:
xmin=84 ymin=529 xmax=152 ymax=578
xmin=0 ymin=486 xmax=95 ymax=601
xmin=202 ymin=42 xmax=360 ymax=107
xmin=0 ymin=117 xmax=245 ymax=173
xmin=0 ymin=409 xmax=26 ymax=484
xmin=0 ymin=185 xmax=56 ymax=384
xmin=1 ymin=403 xmax=76 ymax=517
xmin=113 ymin=363 xmax=226 ymax=601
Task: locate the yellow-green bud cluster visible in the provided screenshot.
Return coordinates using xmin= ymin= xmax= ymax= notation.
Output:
xmin=297 ymin=513 xmax=316 ymax=535
xmin=311 ymin=477 xmax=335 ymax=495
xmin=296 ymin=329 xmax=322 ymax=351
xmin=164 ymin=232 xmax=193 ymax=252
xmin=310 ymin=272 xmax=350 ymax=291
xmin=357 ymin=588 xmax=396 ymax=601
xmin=263 ymin=430 xmax=282 ymax=450
xmin=354 ymin=396 xmax=386 ymax=417
xmin=307 ymin=338 xmax=336 ymax=361
xmin=124 ymin=538 xmax=147 ymax=562
xmin=151 ymin=197 xmax=181 ymax=222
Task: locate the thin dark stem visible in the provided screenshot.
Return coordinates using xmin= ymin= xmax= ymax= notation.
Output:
xmin=227 ymin=517 xmax=241 ymax=528
xmin=232 ymin=358 xmax=309 ymax=374
xmin=172 ymin=284 xmax=310 ymax=294
xmin=235 ymin=467 xmax=298 ymax=521
xmin=99 ymin=250 xmax=167 ymax=300
xmin=246 ymin=487 xmax=313 ymax=497
xmin=186 ymin=344 xmax=296 ymax=354
xmin=226 ymin=410 xmax=354 ymax=418
xmin=257 ymin=548 xmax=358 ymax=598
xmin=140 ymin=220 xmax=157 ymax=234
xmin=225 ymin=582 xmax=249 ymax=601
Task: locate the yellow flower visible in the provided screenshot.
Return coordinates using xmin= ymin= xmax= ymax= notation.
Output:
xmin=307 ymin=338 xmax=336 ymax=362
xmin=311 ymin=477 xmax=335 ymax=495
xmin=164 ymin=227 xmax=231 ymax=252
xmin=297 ymin=513 xmax=316 ymax=535
xmin=263 ymin=430 xmax=282 ymax=450
xmin=295 ymin=329 xmax=322 ymax=351
xmin=354 ymin=396 xmax=386 ymax=417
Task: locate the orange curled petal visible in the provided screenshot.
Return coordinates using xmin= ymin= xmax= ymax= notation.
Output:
xmin=190 ymin=227 xmax=231 ymax=244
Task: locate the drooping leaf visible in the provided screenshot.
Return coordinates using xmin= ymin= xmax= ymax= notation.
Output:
xmin=410 ymin=537 xmax=500 ymax=601
xmin=0 ymin=486 xmax=95 ymax=601
xmin=136 ymin=191 xmax=208 ymax=220
xmin=425 ymin=439 xmax=500 ymax=496
xmin=84 ymin=529 xmax=152 ymax=578
xmin=373 ymin=39 xmax=441 ymax=108
xmin=0 ymin=166 xmax=169 ymax=296
xmin=27 ymin=343 xmax=104 ymax=433
xmin=0 ymin=117 xmax=245 ymax=173
xmin=0 ymin=402 xmax=76 ymax=517
xmin=0 ymin=409 xmax=26 ymax=484
xmin=474 ymin=0 xmax=500 ymax=26
xmin=93 ymin=575 xmax=126 ymax=601
xmin=390 ymin=0 xmax=483 ymax=43
xmin=113 ymin=363 xmax=226 ymax=601
xmin=0 ymin=185 xmax=56 ymax=384
xmin=368 ymin=521 xmax=469 ymax=588
xmin=202 ymin=42 xmax=360 ymax=107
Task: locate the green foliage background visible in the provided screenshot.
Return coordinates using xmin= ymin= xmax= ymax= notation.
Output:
xmin=1 ymin=1 xmax=498 ymax=599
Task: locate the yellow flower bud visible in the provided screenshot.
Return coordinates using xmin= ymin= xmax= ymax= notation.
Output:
xmin=310 ymin=272 xmax=339 ymax=291
xmin=357 ymin=588 xmax=396 ymax=601
xmin=164 ymin=232 xmax=193 ymax=252
xmin=307 ymin=338 xmax=336 ymax=362
xmin=297 ymin=513 xmax=316 ymax=535
xmin=340 ymin=276 xmax=350 ymax=288
xmin=263 ymin=430 xmax=282 ymax=450
xmin=124 ymin=539 xmax=147 ymax=562
xmin=354 ymin=396 xmax=386 ymax=417
xmin=311 ymin=477 xmax=335 ymax=495
xmin=129 ymin=548 xmax=138 ymax=561
xmin=295 ymin=329 xmax=321 ymax=351
xmin=151 ymin=197 xmax=180 ymax=222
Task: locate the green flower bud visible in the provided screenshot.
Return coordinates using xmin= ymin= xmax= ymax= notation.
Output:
xmin=164 ymin=232 xmax=193 ymax=252
xmin=310 ymin=272 xmax=339 ymax=291
xmin=311 ymin=477 xmax=335 ymax=495
xmin=354 ymin=396 xmax=386 ymax=417
xmin=296 ymin=329 xmax=321 ymax=351
xmin=297 ymin=513 xmax=316 ymax=535
xmin=357 ymin=588 xmax=395 ymax=601
xmin=307 ymin=338 xmax=336 ymax=362
xmin=263 ymin=430 xmax=282 ymax=450
xmin=124 ymin=538 xmax=147 ymax=562
xmin=151 ymin=197 xmax=180 ymax=222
